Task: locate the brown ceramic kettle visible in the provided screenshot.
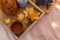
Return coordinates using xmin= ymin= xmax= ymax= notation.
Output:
xmin=1 ymin=0 xmax=18 ymax=15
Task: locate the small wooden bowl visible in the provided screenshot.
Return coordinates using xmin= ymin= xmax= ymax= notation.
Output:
xmin=10 ymin=21 xmax=23 ymax=35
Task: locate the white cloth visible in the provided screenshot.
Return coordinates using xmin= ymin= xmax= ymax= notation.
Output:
xmin=29 ymin=6 xmax=60 ymax=40
xmin=0 ymin=21 xmax=17 ymax=40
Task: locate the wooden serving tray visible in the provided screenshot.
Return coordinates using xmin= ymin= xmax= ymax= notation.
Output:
xmin=0 ymin=0 xmax=45 ymax=39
